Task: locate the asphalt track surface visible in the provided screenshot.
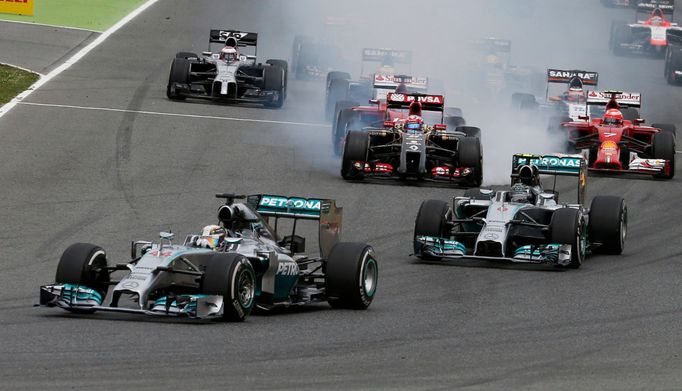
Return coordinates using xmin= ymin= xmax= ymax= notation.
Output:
xmin=0 ymin=1 xmax=681 ymax=390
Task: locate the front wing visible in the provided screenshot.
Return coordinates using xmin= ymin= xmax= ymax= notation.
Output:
xmin=414 ymin=235 xmax=573 ymax=266
xmin=39 ymin=284 xmax=225 ymax=320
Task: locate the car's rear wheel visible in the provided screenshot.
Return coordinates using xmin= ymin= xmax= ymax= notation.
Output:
xmin=652 ymin=123 xmax=676 ymax=137
xmin=325 ymin=243 xmax=378 ymax=310
xmin=202 ymin=253 xmax=255 ymax=322
xmin=55 ymin=243 xmax=110 ymax=313
xmin=550 ymin=208 xmax=585 ymax=269
xmin=341 ymin=130 xmax=368 ymax=180
xmin=589 ymin=196 xmax=627 ymax=255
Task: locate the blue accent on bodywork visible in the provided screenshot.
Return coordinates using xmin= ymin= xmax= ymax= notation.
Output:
xmin=61 ymin=284 xmax=103 ymax=305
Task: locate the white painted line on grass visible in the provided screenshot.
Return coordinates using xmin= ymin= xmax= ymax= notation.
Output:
xmin=0 ymin=19 xmax=101 ymax=33
xmin=18 ymin=102 xmax=329 ymax=128
xmin=0 ymin=0 xmax=158 ymax=120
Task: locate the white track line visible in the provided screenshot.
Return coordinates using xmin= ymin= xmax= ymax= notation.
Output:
xmin=0 ymin=19 xmax=100 ymax=33
xmin=0 ymin=0 xmax=158 ymax=119
xmin=19 ymin=101 xmax=329 ymax=128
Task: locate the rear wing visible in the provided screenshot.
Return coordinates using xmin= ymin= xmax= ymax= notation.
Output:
xmin=586 ymin=90 xmax=641 ymax=108
xmin=361 ymin=48 xmax=412 ymax=64
xmin=511 ymin=154 xmax=587 ymax=204
xmin=373 ymin=74 xmax=428 ymax=90
xmin=246 ymin=194 xmax=342 ymax=259
xmin=208 ymin=30 xmax=258 ymax=50
xmin=637 ymin=0 xmax=674 ymax=14
xmin=546 ymin=69 xmax=599 ymax=86
xmin=386 ymin=92 xmax=444 ymax=112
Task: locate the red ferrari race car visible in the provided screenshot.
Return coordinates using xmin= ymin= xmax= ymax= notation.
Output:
xmin=562 ymin=91 xmax=676 ymax=179
xmin=610 ymin=5 xmax=681 ymax=56
xmin=340 ymin=93 xmax=483 ymax=187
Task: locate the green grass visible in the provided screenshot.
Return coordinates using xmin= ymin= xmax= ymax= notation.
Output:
xmin=0 ymin=64 xmax=39 ymax=104
xmin=0 ymin=0 xmax=147 ymax=31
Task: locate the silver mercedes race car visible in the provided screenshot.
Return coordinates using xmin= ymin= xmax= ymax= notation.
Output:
xmin=413 ymin=154 xmax=627 ymax=269
xmin=166 ymin=29 xmax=288 ymax=108
xmin=39 ymin=194 xmax=378 ymax=321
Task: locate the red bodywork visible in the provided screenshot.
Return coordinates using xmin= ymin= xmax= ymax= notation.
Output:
xmin=562 ymin=103 xmax=671 ymax=177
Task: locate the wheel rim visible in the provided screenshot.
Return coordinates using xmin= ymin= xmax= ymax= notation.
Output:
xmin=237 ymin=270 xmax=255 ymax=308
xmin=362 ymin=258 xmax=378 ymax=297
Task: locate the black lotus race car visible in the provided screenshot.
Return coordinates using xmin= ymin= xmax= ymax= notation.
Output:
xmin=341 ymin=92 xmax=483 ymax=187
xmin=167 ymin=29 xmax=288 ymax=108
xmin=414 ymin=154 xmax=627 ymax=269
xmin=39 ymin=194 xmax=378 ymax=322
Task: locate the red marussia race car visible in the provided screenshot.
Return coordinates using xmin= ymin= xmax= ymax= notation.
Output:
xmin=562 ymin=91 xmax=676 ymax=179
xmin=610 ymin=5 xmax=681 ymax=56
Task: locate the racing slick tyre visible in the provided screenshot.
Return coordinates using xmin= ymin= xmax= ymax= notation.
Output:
xmin=333 ymin=107 xmax=357 ymax=157
xmin=175 ymin=51 xmax=198 ymax=59
xmin=652 ymin=123 xmax=676 ymax=137
xmin=414 ymin=199 xmax=451 ymax=260
xmin=326 ymin=78 xmax=351 ymax=121
xmin=611 ymin=21 xmax=632 ymax=56
xmin=621 ymin=108 xmax=640 ymax=122
xmin=267 ymin=59 xmax=289 ymax=97
xmin=55 ymin=243 xmax=110 ymax=314
xmin=341 ymin=130 xmax=368 ymax=180
xmin=263 ymin=65 xmax=286 ymax=108
xmin=202 ymin=253 xmax=255 ymax=322
xmin=589 ymin=196 xmax=627 ymax=255
xmin=665 ymin=49 xmax=682 ymax=85
xmin=652 ymin=130 xmax=676 ymax=179
xmin=325 ymin=242 xmax=378 ymax=310
xmin=167 ymin=58 xmax=190 ymax=100
xmin=550 ymin=208 xmax=586 ymax=269
xmin=292 ymin=35 xmax=311 ymax=79
xmin=457 ymin=137 xmax=483 ymax=187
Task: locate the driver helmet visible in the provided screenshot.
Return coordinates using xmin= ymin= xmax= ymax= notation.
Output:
xmin=603 ymin=109 xmax=623 ymax=125
xmin=405 ymin=115 xmax=424 ymax=131
xmin=395 ymin=82 xmax=409 ymax=94
xmin=220 ymin=46 xmax=239 ymax=62
xmin=518 ymin=164 xmax=539 ymax=186
xmin=196 ymin=225 xmax=226 ymax=249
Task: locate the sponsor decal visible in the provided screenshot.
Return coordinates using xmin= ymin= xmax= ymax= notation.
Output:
xmin=497 ymin=206 xmax=509 ymax=212
xmin=0 ymin=0 xmax=33 ymax=16
xmin=547 ymin=69 xmax=598 ymax=84
xmin=121 ymin=281 xmax=140 ymax=289
xmin=484 ymin=233 xmax=499 ymax=240
xmin=276 ymin=262 xmax=298 ymax=276
xmin=526 ymin=156 xmax=582 ymax=170
xmin=387 ymin=93 xmax=443 ymax=104
xmin=259 ymin=196 xmax=321 ymax=211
